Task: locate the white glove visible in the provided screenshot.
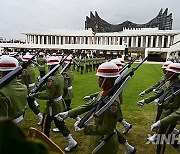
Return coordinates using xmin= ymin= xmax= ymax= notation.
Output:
xmin=74 ymin=120 xmax=84 ymax=132
xmin=151 ymin=120 xmax=161 ymax=132
xmin=139 ymin=91 xmax=146 ymax=97
xmin=137 ymin=99 xmax=145 ymax=106
xmin=154 ymin=98 xmax=160 ymax=106
xmin=55 ymin=111 xmax=69 ymax=121
xmin=153 ymin=89 xmax=160 ymax=94
xmin=75 ymin=116 xmax=81 ymax=122
xmin=83 ymin=95 xmax=91 ymax=100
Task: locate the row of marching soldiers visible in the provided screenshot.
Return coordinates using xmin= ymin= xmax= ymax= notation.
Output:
xmin=0 ymin=51 xmax=136 ymax=154
xmin=137 ymin=60 xmax=180 ymax=153
xmin=0 ymin=50 xmax=179 ymax=154
xmin=73 ymin=56 xmax=106 ymax=74
xmin=0 ymin=52 xmax=78 ymax=153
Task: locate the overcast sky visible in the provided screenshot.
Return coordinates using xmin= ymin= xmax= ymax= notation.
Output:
xmin=0 ymin=0 xmax=179 ymax=40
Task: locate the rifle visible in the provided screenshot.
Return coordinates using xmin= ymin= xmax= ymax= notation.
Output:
xmin=163 ymin=88 xmax=180 ymax=102
xmin=153 ymin=77 xmax=169 ymax=93
xmin=0 ymin=50 xmax=41 ymax=88
xmin=155 ymin=80 xmax=180 ymax=105
xmin=115 ymin=55 xmax=140 ymax=84
xmin=29 ymin=53 xmax=72 ymax=96
xmin=78 ymin=56 xmax=148 ymax=128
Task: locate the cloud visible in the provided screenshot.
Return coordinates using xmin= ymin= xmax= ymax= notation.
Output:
xmin=0 ymin=0 xmax=179 ymax=40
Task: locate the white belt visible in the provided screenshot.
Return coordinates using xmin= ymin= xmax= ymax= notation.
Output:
xmin=67 ymin=86 xmax=73 ymax=90
xmin=28 ymin=83 xmax=35 ymax=88
xmin=53 ymin=95 xmax=62 ymax=102
xmin=13 ymin=114 xmax=23 ymax=123
xmin=39 ymin=65 xmax=44 ymax=68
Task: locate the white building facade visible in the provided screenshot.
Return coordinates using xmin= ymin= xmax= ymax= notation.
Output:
xmin=0 ymin=28 xmax=180 ymax=61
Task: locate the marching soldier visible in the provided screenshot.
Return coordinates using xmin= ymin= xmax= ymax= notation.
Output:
xmin=55 ymin=62 xmax=133 ymax=154
xmin=138 ymin=61 xmax=173 ymax=98
xmin=37 ymin=52 xmax=47 ymax=79
xmin=79 ymin=57 xmax=85 ymax=74
xmin=32 ymin=56 xmax=78 ymax=152
xmin=137 ymin=61 xmax=173 ymax=120
xmin=21 ymin=54 xmax=43 ymax=126
xmin=0 ymin=56 xmax=27 ymax=124
xmin=150 ymin=63 xmax=180 ymax=154
xmin=137 ymin=61 xmax=173 ymax=141
xmin=53 ymin=57 xmax=74 ymax=133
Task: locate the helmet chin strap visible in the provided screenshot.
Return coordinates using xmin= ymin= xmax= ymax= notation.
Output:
xmin=101 ymin=77 xmax=106 ymax=89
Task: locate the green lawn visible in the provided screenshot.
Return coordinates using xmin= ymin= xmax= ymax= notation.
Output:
xmin=22 ymin=63 xmax=179 ymax=154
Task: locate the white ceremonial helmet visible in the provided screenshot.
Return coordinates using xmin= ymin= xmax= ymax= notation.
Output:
xmin=166 ymin=63 xmax=180 ymax=74
xmin=117 ymin=58 xmax=125 ymax=66
xmin=39 ymin=52 xmax=44 ymax=56
xmin=47 ymin=56 xmax=60 ymax=65
xmin=22 ymin=54 xmax=32 ymax=62
xmin=96 ymin=62 xmax=120 ymax=78
xmin=161 ymin=61 xmax=173 ymax=69
xmin=0 ymin=56 xmax=19 ymax=71
xmin=110 ymin=59 xmax=123 ymax=69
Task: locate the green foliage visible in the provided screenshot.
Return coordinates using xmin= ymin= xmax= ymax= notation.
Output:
xmin=22 ymin=64 xmax=179 ymax=154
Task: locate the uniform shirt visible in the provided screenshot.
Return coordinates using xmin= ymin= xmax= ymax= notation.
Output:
xmin=0 ymin=79 xmax=27 ymax=120
xmin=68 ymin=92 xmax=120 ymax=154
xmin=21 ymin=64 xmax=36 ymax=93
xmin=144 ymin=80 xmax=169 ymax=104
xmin=36 ymin=72 xmax=66 ymax=114
xmin=161 ymin=107 xmax=180 ymax=127
xmin=160 ymin=78 xmax=180 ymax=120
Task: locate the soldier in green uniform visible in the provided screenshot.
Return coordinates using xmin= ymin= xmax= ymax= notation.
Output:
xmin=55 ymin=62 xmax=124 ymax=154
xmin=21 ymin=54 xmax=43 ymax=126
xmin=137 ymin=61 xmax=173 ymax=119
xmin=83 ymin=59 xmax=135 ymax=154
xmin=137 ymin=61 xmax=174 ymax=142
xmin=37 ymin=52 xmax=47 ymax=79
xmin=32 ymin=56 xmax=78 ymax=152
xmin=79 ymin=57 xmax=84 ymax=74
xmin=52 ymin=57 xmax=75 ymax=133
xmin=150 ymin=63 xmax=180 ymax=154
xmin=0 ymin=56 xmax=27 ymax=124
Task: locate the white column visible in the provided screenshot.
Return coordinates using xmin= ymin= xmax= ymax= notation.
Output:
xmin=113 ymin=37 xmax=116 ymax=45
xmin=145 ymin=48 xmax=148 ymax=61
xmin=140 ymin=36 xmax=143 ymax=47
xmin=29 ymin=35 xmax=31 ymax=43
xmin=59 ymin=36 xmax=61 ymax=44
xmin=145 ymin=36 xmax=149 ymax=47
xmin=156 ymin=36 xmax=159 ymax=48
xmin=62 ymin=36 xmax=66 ymax=44
xmin=126 ymin=37 xmax=129 ymax=47
xmin=136 ymin=36 xmax=138 ymax=47
xmin=161 ymin=35 xmax=165 ymax=48
xmin=37 ymin=35 xmax=40 ymax=44
xmin=54 ymin=36 xmax=57 ymax=45
xmin=32 ymin=35 xmax=35 ymax=44
xmin=167 ymin=35 xmax=171 ymax=47
xmin=46 ymin=36 xmax=48 ymax=44
xmin=150 ymin=36 xmax=154 ymax=47
xmin=131 ymin=36 xmax=134 ymax=47
xmin=166 ymin=52 xmax=171 ymax=60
